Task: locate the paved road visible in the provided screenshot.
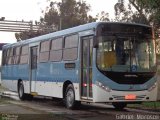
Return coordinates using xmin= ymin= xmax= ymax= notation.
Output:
xmin=0 ymin=92 xmax=160 ymax=120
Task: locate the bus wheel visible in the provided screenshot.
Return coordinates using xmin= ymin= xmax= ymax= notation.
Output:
xmin=112 ymin=102 xmax=127 ymax=110
xmin=65 ymin=84 xmax=77 ymax=109
xmin=18 ymin=81 xmax=26 ymax=100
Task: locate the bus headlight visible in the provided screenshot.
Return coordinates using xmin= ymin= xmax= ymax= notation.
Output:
xmin=148 ymin=82 xmax=157 ymax=92
xmin=96 ymin=81 xmax=111 ymax=92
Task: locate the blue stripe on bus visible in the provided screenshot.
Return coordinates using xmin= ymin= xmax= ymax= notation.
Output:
xmin=2 ymin=62 xmax=79 ymax=83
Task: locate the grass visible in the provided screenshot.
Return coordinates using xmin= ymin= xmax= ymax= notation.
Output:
xmin=128 ymin=101 xmax=160 ymax=109
xmin=142 ymin=102 xmax=160 ymax=108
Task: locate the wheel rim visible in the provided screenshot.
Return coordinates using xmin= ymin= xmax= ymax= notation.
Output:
xmin=66 ymin=88 xmax=74 ymax=107
xmin=19 ymin=84 xmax=23 ymax=98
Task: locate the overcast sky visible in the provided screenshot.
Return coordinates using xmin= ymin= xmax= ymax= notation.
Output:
xmin=0 ymin=0 xmax=117 ymax=44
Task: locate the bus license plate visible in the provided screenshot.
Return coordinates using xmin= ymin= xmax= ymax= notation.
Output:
xmin=125 ymin=94 xmax=136 ymax=100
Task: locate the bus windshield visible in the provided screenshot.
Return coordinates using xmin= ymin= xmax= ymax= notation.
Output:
xmin=97 ymin=25 xmax=156 ymax=73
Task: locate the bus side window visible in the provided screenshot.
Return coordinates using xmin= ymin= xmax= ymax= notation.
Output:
xmin=2 ymin=49 xmax=7 ymax=66
xmin=13 ymin=46 xmax=21 ymax=64
xmin=8 ymin=48 xmax=13 ymax=65
xmin=20 ymin=45 xmax=29 ymax=64
xmin=6 ymin=48 xmax=10 ymax=65
xmin=39 ymin=40 xmax=50 ymax=63
xmin=50 ymin=37 xmax=63 ymax=62
xmin=63 ymin=34 xmax=78 ymax=61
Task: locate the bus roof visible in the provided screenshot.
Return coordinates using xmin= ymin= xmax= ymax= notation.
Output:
xmin=2 ymin=22 xmax=151 ymax=49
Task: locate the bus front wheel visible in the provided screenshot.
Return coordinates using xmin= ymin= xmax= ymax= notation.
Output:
xmin=64 ymin=84 xmax=80 ymax=109
xmin=112 ymin=102 xmax=127 ymax=110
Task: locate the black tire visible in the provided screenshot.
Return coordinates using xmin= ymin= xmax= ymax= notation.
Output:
xmin=18 ymin=81 xmax=26 ymax=100
xmin=64 ymin=84 xmax=81 ymax=109
xmin=112 ymin=102 xmax=127 ymax=110
xmin=25 ymin=94 xmax=33 ymax=100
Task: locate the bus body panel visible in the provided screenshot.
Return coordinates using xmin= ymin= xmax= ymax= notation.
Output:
xmin=92 ymin=66 xmax=157 ymax=91
xmin=2 ymin=64 xmax=29 ymax=92
xmin=92 ymin=84 xmax=158 ymax=102
xmin=1 ymin=79 xmax=17 ymax=92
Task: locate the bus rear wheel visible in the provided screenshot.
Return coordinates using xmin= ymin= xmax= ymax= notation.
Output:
xmin=112 ymin=102 xmax=127 ymax=110
xmin=64 ymin=84 xmax=80 ymax=109
xmin=18 ymin=81 xmax=33 ymax=100
xmin=18 ymin=81 xmax=26 ymax=100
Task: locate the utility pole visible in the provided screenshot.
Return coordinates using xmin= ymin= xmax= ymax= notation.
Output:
xmin=59 ymin=0 xmax=64 ymax=30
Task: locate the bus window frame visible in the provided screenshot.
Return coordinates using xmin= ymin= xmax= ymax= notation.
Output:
xmin=63 ymin=34 xmax=79 ymax=61
xmin=50 ymin=37 xmax=63 ymax=62
xmin=39 ymin=40 xmax=51 ymax=63
xmin=19 ymin=45 xmax=29 ymax=64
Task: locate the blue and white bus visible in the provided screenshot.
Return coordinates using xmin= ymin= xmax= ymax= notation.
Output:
xmin=1 ymin=22 xmax=158 ymax=109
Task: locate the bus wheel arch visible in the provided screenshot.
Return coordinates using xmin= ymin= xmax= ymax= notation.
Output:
xmin=63 ymin=80 xmax=81 ymax=109
xmin=17 ymin=79 xmax=23 ymax=94
xmin=17 ymin=79 xmax=33 ymax=100
xmin=17 ymin=79 xmax=22 ymax=89
xmin=63 ymin=80 xmax=73 ymax=99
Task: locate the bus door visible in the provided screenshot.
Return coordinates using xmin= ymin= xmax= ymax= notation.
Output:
xmin=81 ymin=36 xmax=93 ymax=99
xmin=29 ymin=46 xmax=38 ymax=93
